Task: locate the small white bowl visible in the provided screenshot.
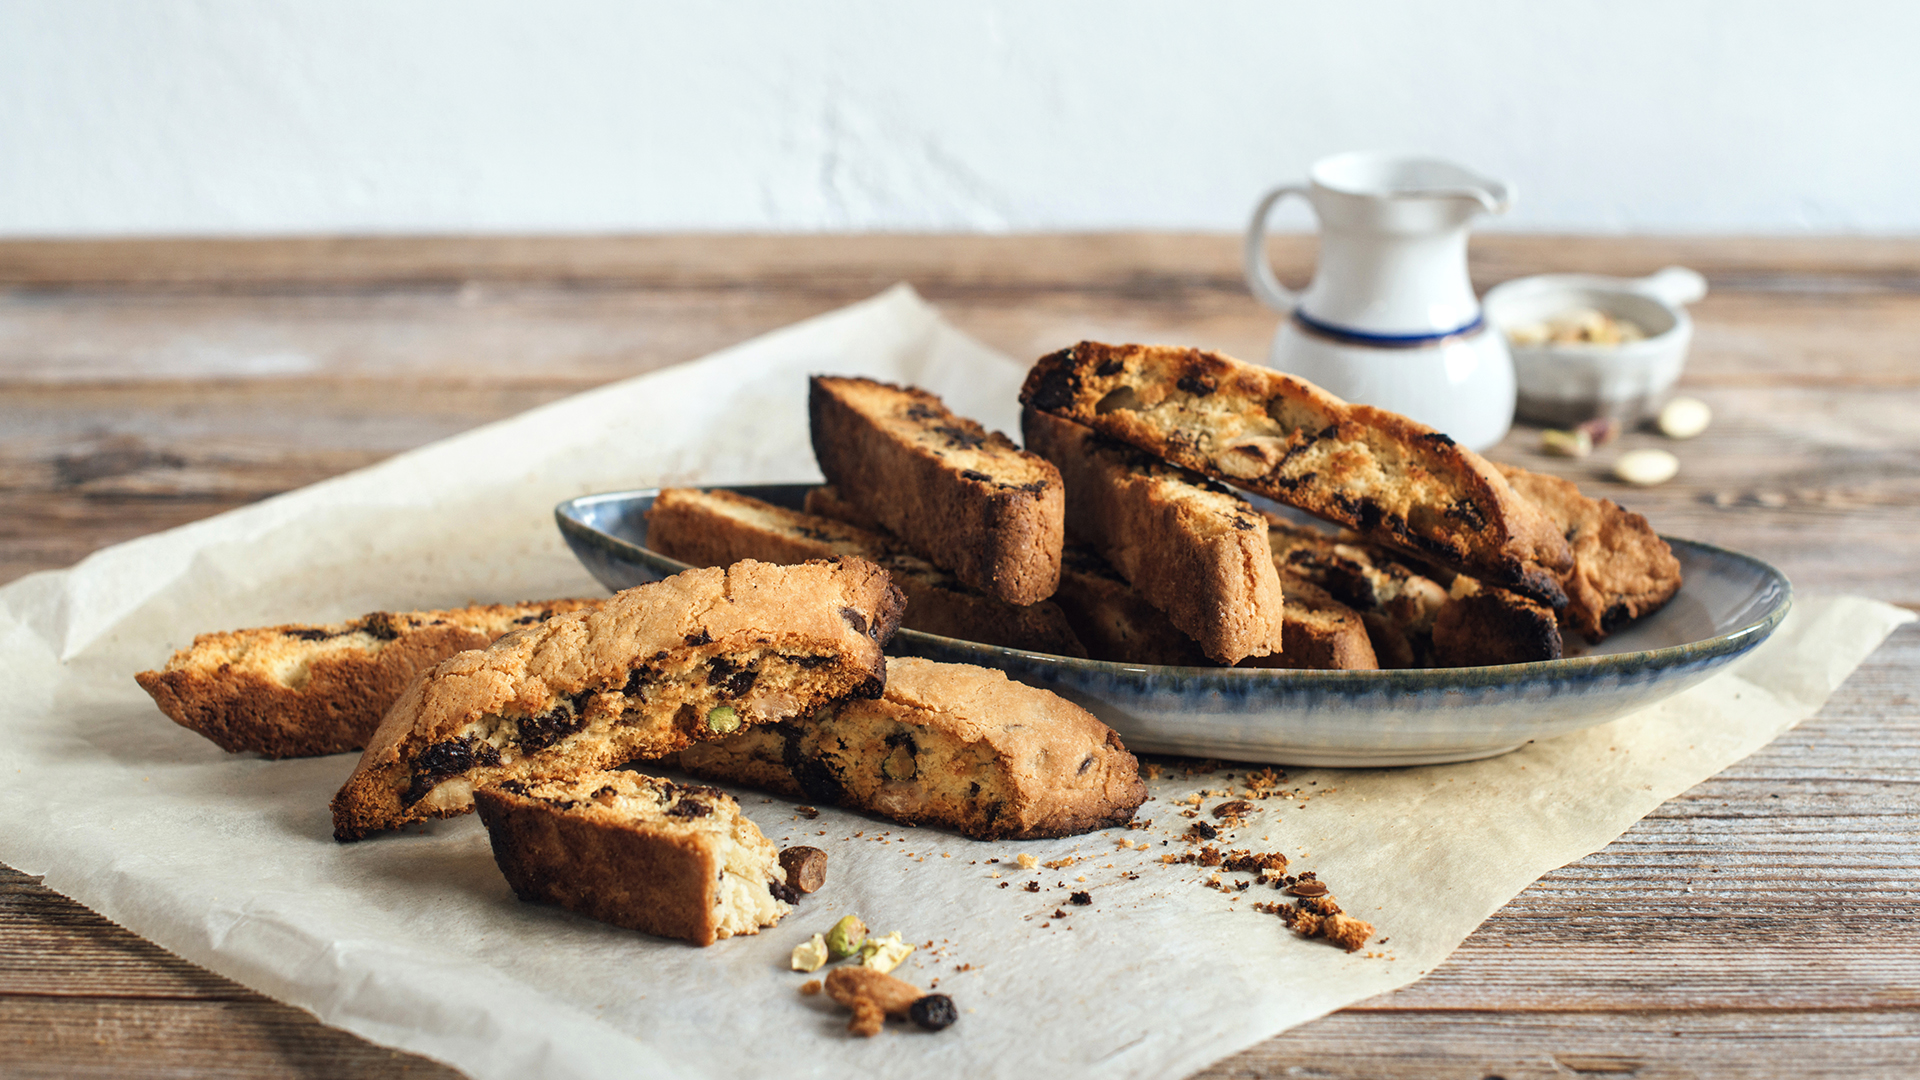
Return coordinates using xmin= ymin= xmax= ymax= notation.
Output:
xmin=1485 ymin=267 xmax=1707 ymax=426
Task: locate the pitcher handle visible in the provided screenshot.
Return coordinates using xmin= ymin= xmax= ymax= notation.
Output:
xmin=1244 ymin=184 xmax=1309 ymax=313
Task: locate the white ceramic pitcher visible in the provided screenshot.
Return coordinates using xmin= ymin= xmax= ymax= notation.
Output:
xmin=1244 ymin=152 xmax=1516 ymax=449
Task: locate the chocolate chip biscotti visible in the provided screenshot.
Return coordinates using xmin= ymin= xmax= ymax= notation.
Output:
xmin=646 ymin=487 xmax=1086 ymax=657
xmin=1430 ymin=576 xmax=1564 ymax=667
xmin=1242 ymin=573 xmax=1380 ymax=671
xmin=1022 ymin=408 xmax=1285 ymax=665
xmin=810 ymin=376 xmax=1065 ymax=606
xmin=678 ymin=657 xmax=1147 ymax=839
xmin=1265 ymin=518 xmax=1449 ymax=668
xmin=475 ymin=769 xmax=791 ymax=946
xmin=1019 ymin=342 xmax=1574 ymax=607
xmin=1495 ymin=463 xmax=1682 ymax=641
xmin=331 ymin=559 xmax=905 ymax=841
xmin=135 ymin=600 xmax=602 ymax=758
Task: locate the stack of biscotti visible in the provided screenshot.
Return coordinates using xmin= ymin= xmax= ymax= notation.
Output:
xmin=1021 ymin=341 xmax=1682 ymax=658
xmin=136 ymin=599 xmax=603 ymax=758
xmin=1021 ymin=408 xmax=1284 ymax=665
xmin=1021 ymin=342 xmax=1576 ymax=607
xmin=645 ymin=487 xmax=1087 ymax=657
xmin=331 ymin=558 xmax=906 ymax=840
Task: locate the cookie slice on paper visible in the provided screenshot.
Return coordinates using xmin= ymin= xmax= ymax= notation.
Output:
xmin=331 ymin=559 xmax=904 ymax=841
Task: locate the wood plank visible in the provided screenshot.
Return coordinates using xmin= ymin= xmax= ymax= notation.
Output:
xmin=4 ymin=234 xmax=1919 ymax=291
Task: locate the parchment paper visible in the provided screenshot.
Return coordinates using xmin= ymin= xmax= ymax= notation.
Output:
xmin=0 ymin=285 xmax=1910 ymax=1080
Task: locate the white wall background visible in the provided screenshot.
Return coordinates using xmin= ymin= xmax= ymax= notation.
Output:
xmin=3 ymin=0 xmax=1916 ymax=236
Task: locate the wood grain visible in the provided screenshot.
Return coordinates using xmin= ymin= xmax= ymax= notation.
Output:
xmin=2 ymin=234 xmax=1916 ymax=1078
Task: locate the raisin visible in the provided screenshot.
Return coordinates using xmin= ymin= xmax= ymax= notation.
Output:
xmin=1176 ymin=373 xmax=1216 ymax=396
xmin=403 ymin=736 xmax=498 ymax=805
xmin=1069 ymin=891 xmax=1092 ymax=906
xmin=959 ymin=469 xmax=992 ymax=483
xmin=769 ymin=879 xmax=801 ymax=905
xmin=666 ymin=798 xmax=710 ymax=819
xmin=684 ymin=629 xmax=712 ymax=647
xmin=519 ymin=705 xmax=588 ymax=753
xmin=707 ymin=655 xmax=759 ymax=697
xmin=933 ymin=424 xmax=986 ymax=451
xmin=839 ymin=606 xmax=868 ymax=636
xmin=909 ymin=994 xmax=958 ymax=1031
xmin=1188 ymin=820 xmax=1218 ymax=840
xmin=360 ymin=612 xmax=404 ymax=640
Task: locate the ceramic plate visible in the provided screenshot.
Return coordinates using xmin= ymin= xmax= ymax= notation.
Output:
xmin=556 ymin=485 xmax=1791 ymax=767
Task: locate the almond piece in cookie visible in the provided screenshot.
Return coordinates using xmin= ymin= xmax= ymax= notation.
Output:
xmin=810 ymin=376 xmax=1064 ymax=605
xmin=330 ymin=559 xmax=904 ymax=841
xmin=1495 ymin=463 xmax=1682 ymax=641
xmin=678 ymin=656 xmax=1147 ymax=839
xmin=1023 ymin=408 xmax=1284 ymax=665
xmin=135 ymin=600 xmax=602 ymax=758
xmin=646 ymin=487 xmax=1086 ymax=657
xmin=1019 ymin=342 xmax=1573 ymax=607
xmin=475 ymin=769 xmax=790 ymax=946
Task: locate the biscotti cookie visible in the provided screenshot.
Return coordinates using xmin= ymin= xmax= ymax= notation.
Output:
xmin=810 ymin=376 xmax=1065 ymax=605
xmin=136 ymin=600 xmax=601 ymax=758
xmin=1053 ymin=544 xmax=1376 ymax=670
xmin=1019 ymin=342 xmax=1574 ymax=607
xmin=1430 ymin=576 xmax=1564 ymax=667
xmin=475 ymin=770 xmax=790 ymax=946
xmin=331 ymin=559 xmax=905 ymax=841
xmin=1243 ymin=573 xmax=1380 ymax=671
xmin=1495 ymin=463 xmax=1682 ymax=641
xmin=646 ymin=487 xmax=1086 ymax=657
xmin=803 ymin=485 xmax=884 ymax=533
xmin=1052 ymin=544 xmax=1211 ymax=666
xmin=1265 ymin=518 xmax=1448 ymax=668
xmin=679 ymin=657 xmax=1147 ymax=839
xmin=1023 ymin=408 xmax=1285 ymax=664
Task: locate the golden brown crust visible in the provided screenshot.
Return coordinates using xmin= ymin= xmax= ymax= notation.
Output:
xmin=134 ymin=601 xmax=602 ymax=758
xmin=1430 ymin=577 xmax=1564 ymax=666
xmin=1495 ymin=463 xmax=1683 ymax=641
xmin=679 ymin=657 xmax=1147 ymax=839
xmin=810 ymin=376 xmax=1064 ymax=605
xmin=474 ymin=770 xmax=789 ymax=946
xmin=647 ymin=487 xmax=1086 ymax=657
xmin=331 ymin=559 xmax=905 ymax=841
xmin=1019 ymin=342 xmax=1573 ymax=607
xmin=1022 ymin=409 xmax=1284 ymax=665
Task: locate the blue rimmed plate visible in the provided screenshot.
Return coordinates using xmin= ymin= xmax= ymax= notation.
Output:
xmin=556 ymin=485 xmax=1791 ymax=767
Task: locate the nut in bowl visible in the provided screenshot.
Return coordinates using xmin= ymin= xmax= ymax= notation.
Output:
xmin=1486 ymin=267 xmax=1707 ymax=426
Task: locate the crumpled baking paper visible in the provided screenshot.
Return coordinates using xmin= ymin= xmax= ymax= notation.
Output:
xmin=0 ymin=285 xmax=1910 ymax=1080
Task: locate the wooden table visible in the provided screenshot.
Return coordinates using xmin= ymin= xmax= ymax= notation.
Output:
xmin=4 ymin=235 xmax=1916 ymax=1078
